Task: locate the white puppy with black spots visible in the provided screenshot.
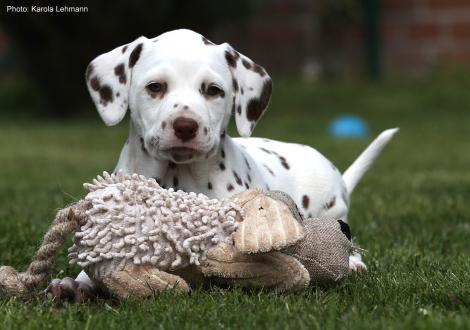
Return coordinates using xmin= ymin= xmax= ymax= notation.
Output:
xmin=47 ymin=29 xmax=398 ymax=299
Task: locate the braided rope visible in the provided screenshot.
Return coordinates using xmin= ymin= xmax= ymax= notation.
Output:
xmin=0 ymin=200 xmax=90 ymax=299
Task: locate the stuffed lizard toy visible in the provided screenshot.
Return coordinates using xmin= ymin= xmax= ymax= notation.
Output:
xmin=0 ymin=171 xmax=355 ymax=301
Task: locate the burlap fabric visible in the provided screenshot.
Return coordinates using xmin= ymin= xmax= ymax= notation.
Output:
xmin=263 ymin=190 xmax=352 ymax=285
xmin=284 ymin=218 xmax=352 ymax=285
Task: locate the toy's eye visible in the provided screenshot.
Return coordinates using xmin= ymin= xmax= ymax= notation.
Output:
xmin=146 ymin=82 xmax=166 ymax=93
xmin=204 ymin=84 xmax=224 ymax=97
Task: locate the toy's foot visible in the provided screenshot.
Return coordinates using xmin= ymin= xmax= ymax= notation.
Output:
xmin=202 ymin=243 xmax=310 ymax=293
xmin=43 ymin=277 xmax=95 ymax=303
xmin=349 ymin=255 xmax=367 ymax=273
xmin=101 ymin=265 xmax=190 ymax=299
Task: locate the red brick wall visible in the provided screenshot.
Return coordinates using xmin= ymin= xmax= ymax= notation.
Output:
xmin=214 ymin=0 xmax=470 ymax=76
xmin=382 ymin=0 xmax=470 ymax=75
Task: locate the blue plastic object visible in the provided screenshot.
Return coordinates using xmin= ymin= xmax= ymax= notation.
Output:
xmin=328 ymin=115 xmax=370 ymax=138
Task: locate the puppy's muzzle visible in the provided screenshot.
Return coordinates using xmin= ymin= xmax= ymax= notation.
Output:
xmin=173 ymin=117 xmax=199 ymax=142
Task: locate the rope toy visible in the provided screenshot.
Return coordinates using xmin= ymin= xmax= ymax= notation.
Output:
xmin=0 ymin=171 xmax=355 ymax=300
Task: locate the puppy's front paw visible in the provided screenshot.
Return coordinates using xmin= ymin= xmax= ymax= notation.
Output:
xmin=43 ymin=277 xmax=95 ymax=303
xmin=349 ymin=255 xmax=367 ymax=273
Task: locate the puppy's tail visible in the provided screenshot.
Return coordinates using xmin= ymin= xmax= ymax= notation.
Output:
xmin=342 ymin=128 xmax=399 ymax=195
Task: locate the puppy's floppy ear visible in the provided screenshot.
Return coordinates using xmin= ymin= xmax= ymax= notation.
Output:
xmin=221 ymin=43 xmax=272 ymax=138
xmin=85 ymin=36 xmax=148 ymax=126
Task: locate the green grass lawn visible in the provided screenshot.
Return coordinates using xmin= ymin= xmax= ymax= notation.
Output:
xmin=0 ymin=74 xmax=469 ymax=329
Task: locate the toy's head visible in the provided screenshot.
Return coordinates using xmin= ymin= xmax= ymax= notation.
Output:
xmin=284 ymin=218 xmax=353 ymax=285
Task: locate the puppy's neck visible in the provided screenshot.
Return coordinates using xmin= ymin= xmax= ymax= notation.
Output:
xmin=159 ymin=134 xmax=231 ymax=192
xmin=117 ymin=124 xmax=232 ymax=193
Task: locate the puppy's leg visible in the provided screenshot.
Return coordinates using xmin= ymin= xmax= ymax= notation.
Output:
xmin=349 ymin=253 xmax=367 ymax=273
xmin=44 ymin=271 xmax=96 ymax=303
xmin=335 ymin=217 xmax=367 ymax=273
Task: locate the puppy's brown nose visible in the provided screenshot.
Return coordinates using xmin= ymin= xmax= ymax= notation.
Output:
xmin=173 ymin=117 xmax=199 ymax=142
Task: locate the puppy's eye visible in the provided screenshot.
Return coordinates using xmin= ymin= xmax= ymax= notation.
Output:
xmin=146 ymin=82 xmax=166 ymax=93
xmin=205 ymin=84 xmax=224 ymax=97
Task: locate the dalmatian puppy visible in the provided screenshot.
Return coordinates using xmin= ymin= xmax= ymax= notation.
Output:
xmin=46 ymin=29 xmax=398 ymax=300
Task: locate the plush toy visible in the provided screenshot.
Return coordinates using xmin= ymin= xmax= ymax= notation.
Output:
xmin=0 ymin=172 xmax=356 ymax=300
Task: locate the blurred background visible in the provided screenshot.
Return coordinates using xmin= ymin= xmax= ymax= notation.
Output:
xmin=1 ymin=0 xmax=470 ymax=118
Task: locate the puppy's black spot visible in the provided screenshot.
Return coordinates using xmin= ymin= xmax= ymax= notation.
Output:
xmin=232 ymin=78 xmax=239 ymax=92
xmin=89 ymin=76 xmax=114 ymax=106
xmin=263 ymin=164 xmax=275 ymax=176
xmin=208 ymin=182 xmax=213 ymax=190
xmin=232 ymin=170 xmax=242 ymax=186
xmin=221 ymin=148 xmax=225 ymax=158
xmin=225 ymin=50 xmax=237 ymax=68
xmin=233 ymin=51 xmax=240 ymax=61
xmin=302 ymin=195 xmax=309 ymax=209
xmin=242 ymin=59 xmax=252 ymax=69
xmin=279 ymin=156 xmax=290 ymax=170
xmin=246 ymin=80 xmax=272 ymax=122
xmin=90 ymin=77 xmax=100 ymax=91
xmin=243 ymin=156 xmax=251 ymax=170
xmin=227 ymin=183 xmax=234 ymax=191
xmin=204 ymin=127 xmax=208 ymax=135
xmin=173 ymin=176 xmax=179 ymax=187
xmin=237 ymin=105 xmax=241 ymax=115
xmin=122 ymin=45 xmax=128 ymax=53
xmin=114 ymin=63 xmax=127 ymax=84
xmin=253 ymin=63 xmax=267 ymax=77
xmin=247 ymin=99 xmax=262 ymax=122
xmin=139 ymin=137 xmax=148 ymax=154
xmin=129 ymin=43 xmax=143 ymax=68
xmin=162 ymin=121 xmax=167 ymax=129
xmin=338 ymin=220 xmax=352 ymax=241
xmin=260 ymin=148 xmax=271 ymax=154
xmin=99 ymin=85 xmax=113 ymax=105
xmin=324 ymin=196 xmax=336 ymax=210
xmin=244 ymin=182 xmax=249 ymax=189
xmin=247 ymin=173 xmax=252 ymax=183
xmin=219 ymin=162 xmax=226 ymax=171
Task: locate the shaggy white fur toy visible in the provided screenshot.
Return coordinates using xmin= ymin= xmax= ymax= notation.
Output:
xmin=69 ymin=171 xmax=241 ymax=279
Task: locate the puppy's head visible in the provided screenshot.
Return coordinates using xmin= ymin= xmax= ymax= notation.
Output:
xmin=86 ymin=29 xmax=272 ymax=163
